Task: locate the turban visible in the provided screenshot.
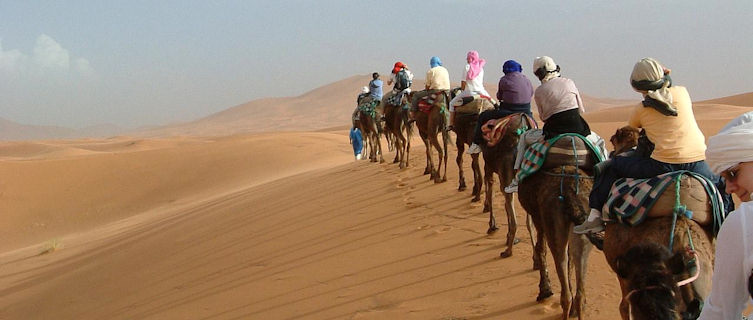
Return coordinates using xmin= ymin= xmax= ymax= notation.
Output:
xmin=430 ymin=56 xmax=442 ymax=68
xmin=706 ymin=111 xmax=753 ymax=174
xmin=502 ymin=60 xmax=522 ymax=74
xmin=533 ymin=56 xmax=560 ymax=81
xmin=392 ymin=61 xmax=405 ymax=74
xmin=466 ymin=51 xmax=486 ymax=80
xmin=630 ymin=58 xmax=676 ymax=116
xmin=361 ymin=86 xmax=369 ymax=94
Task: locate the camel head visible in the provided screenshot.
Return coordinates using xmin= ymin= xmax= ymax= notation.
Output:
xmin=610 ymin=126 xmax=639 ymax=156
xmin=615 ymin=243 xmax=702 ymax=320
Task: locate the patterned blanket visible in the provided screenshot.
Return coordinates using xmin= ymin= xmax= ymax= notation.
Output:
xmin=358 ymin=100 xmax=379 ymax=118
xmin=603 ymin=170 xmax=726 ymax=234
xmin=481 ymin=113 xmax=537 ymax=147
xmin=517 ymin=133 xmax=605 ymax=182
xmin=417 ymin=92 xmax=445 ymax=114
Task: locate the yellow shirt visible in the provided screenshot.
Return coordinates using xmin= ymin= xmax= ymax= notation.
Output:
xmin=425 ymin=66 xmax=450 ymax=90
xmin=628 ymin=86 xmax=706 ymax=164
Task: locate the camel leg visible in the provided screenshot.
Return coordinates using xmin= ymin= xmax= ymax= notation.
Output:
xmin=569 ymin=232 xmax=592 ymax=320
xmin=527 ymin=213 xmax=541 ymax=270
xmin=456 ymin=146 xmax=467 ymax=191
xmin=429 ymin=132 xmax=444 ymax=183
xmin=373 ymin=130 xmax=385 ymax=163
xmin=470 ymin=154 xmax=482 ymax=202
xmin=441 ymin=126 xmax=448 ymax=182
xmin=500 ymin=192 xmax=518 ymax=258
xmin=483 ymin=162 xmax=498 ymax=233
xmin=544 ymin=212 xmax=573 ymax=320
xmin=404 ymin=120 xmax=412 ymax=168
xmin=530 ymin=210 xmax=553 ymax=300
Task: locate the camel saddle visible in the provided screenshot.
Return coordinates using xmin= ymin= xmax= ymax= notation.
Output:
xmin=517 ymin=133 xmax=606 ymax=182
xmin=603 ymin=170 xmax=726 ymax=232
xmin=454 ymin=95 xmax=494 ymax=114
xmin=417 ymin=92 xmax=446 ymax=114
xmin=481 ymin=113 xmax=537 ymax=147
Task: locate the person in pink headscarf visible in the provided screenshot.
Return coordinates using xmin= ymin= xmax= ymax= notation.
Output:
xmin=448 ymin=51 xmax=493 ymax=130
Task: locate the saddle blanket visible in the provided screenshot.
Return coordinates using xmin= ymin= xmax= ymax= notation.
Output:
xmin=455 ymin=95 xmax=494 ymax=114
xmin=417 ymin=92 xmax=443 ymax=114
xmin=517 ymin=133 xmax=605 ymax=182
xmin=481 ymin=113 xmax=537 ymax=147
xmin=603 ymin=170 xmax=726 ymax=232
xmin=358 ymin=100 xmax=379 ymax=118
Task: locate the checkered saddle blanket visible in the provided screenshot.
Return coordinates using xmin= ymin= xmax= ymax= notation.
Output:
xmin=517 ymin=133 xmax=605 ymax=182
xmin=603 ymin=170 xmax=726 ymax=233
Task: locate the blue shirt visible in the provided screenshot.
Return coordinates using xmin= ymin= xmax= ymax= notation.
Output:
xmin=369 ymin=79 xmax=383 ymax=99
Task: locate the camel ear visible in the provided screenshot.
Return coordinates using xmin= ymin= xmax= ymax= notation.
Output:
xmin=666 ymin=252 xmax=686 ymax=275
xmin=615 ymin=256 xmax=629 ymax=278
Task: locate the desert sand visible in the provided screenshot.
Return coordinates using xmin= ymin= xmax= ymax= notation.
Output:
xmin=1 ymin=76 xmax=751 ymax=319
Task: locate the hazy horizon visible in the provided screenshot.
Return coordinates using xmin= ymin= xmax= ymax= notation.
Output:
xmin=1 ymin=1 xmax=752 ymax=128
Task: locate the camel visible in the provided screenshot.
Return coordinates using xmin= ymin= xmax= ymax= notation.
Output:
xmin=480 ymin=113 xmax=536 ymax=260
xmin=381 ymin=91 xmax=413 ymax=168
xmin=414 ymin=91 xmax=449 ymax=183
xmin=610 ymin=125 xmax=640 ymax=157
xmin=357 ymin=100 xmax=385 ymax=163
xmin=517 ymin=135 xmax=600 ymax=320
xmin=604 ymin=217 xmax=712 ymax=320
xmin=452 ymin=90 xmax=493 ymax=201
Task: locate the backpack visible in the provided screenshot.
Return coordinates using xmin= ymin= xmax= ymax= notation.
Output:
xmin=395 ymin=70 xmax=412 ymax=91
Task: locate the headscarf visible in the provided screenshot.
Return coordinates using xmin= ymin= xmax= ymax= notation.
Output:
xmin=430 ymin=56 xmax=442 ymax=68
xmin=706 ymin=111 xmax=753 ymax=174
xmin=630 ymin=58 xmax=676 ymax=116
xmin=392 ymin=61 xmax=405 ymax=74
xmin=466 ymin=51 xmax=485 ymax=80
xmin=502 ymin=60 xmax=522 ymax=74
xmin=533 ymin=56 xmax=560 ymax=82
xmin=361 ymin=86 xmax=369 ymax=94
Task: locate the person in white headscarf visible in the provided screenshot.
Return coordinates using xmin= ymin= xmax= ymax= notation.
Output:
xmin=698 ymin=111 xmax=753 ymax=320
xmin=574 ymin=57 xmax=729 ymax=234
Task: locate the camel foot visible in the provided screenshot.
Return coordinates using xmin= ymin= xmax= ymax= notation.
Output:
xmin=470 ymin=196 xmax=480 ymax=203
xmin=393 ymin=159 xmax=399 ymax=164
xmin=486 ymin=225 xmax=498 ymax=234
xmin=423 ymin=168 xmax=431 ymax=175
xmin=536 ymin=290 xmax=554 ymax=302
xmin=483 ymin=205 xmax=490 ymax=213
xmin=379 ymin=159 xmax=385 ymax=163
xmin=458 ymin=185 xmax=467 ymax=192
xmin=500 ymin=250 xmax=512 ymax=258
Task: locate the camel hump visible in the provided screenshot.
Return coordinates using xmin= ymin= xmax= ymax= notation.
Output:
xmin=604 ymin=171 xmax=726 ymax=228
xmin=454 ymin=97 xmax=494 ymax=114
xmin=541 ymin=135 xmax=598 ymax=172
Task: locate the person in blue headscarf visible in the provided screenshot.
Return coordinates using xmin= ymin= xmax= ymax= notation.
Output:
xmin=467 ymin=59 xmax=534 ymax=154
xmin=350 ymin=125 xmax=364 ymax=160
xmin=410 ymin=56 xmax=451 ymax=120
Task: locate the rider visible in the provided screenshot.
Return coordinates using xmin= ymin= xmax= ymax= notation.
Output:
xmin=351 ymin=86 xmax=371 ymax=121
xmin=574 ymin=57 xmax=726 ymax=234
xmin=699 ymin=111 xmax=753 ymax=319
xmin=448 ymin=51 xmax=492 ymax=130
xmin=504 ymin=56 xmax=593 ymax=193
xmin=386 ymin=62 xmax=413 ymax=105
xmin=409 ymin=56 xmax=451 ymax=121
xmin=467 ymin=59 xmax=533 ymax=154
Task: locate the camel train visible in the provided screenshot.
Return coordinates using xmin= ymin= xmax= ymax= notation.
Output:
xmin=354 ymin=81 xmax=727 ymax=319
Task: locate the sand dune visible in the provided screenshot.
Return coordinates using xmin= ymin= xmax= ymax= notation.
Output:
xmin=2 ymin=76 xmax=753 ymax=319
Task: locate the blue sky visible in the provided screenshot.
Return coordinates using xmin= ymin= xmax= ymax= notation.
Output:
xmin=1 ymin=1 xmax=752 ymax=128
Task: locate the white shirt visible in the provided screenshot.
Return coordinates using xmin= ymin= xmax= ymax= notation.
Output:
xmin=464 ymin=64 xmax=490 ymax=97
xmin=699 ymin=201 xmax=753 ymax=319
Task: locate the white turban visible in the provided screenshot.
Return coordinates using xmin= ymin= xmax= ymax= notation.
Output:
xmin=533 ymin=56 xmax=560 ymax=82
xmin=706 ymin=111 xmax=753 ymax=174
xmin=361 ymin=86 xmax=369 ymax=94
xmin=630 ymin=58 xmax=675 ymax=115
